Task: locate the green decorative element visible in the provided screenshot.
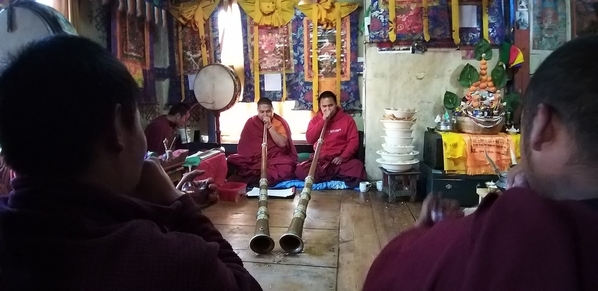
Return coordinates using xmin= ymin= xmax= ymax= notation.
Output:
xmin=504 ymin=92 xmax=520 ymax=112
xmin=474 ymin=39 xmax=493 ymax=61
xmin=499 ymin=41 xmax=511 ymax=66
xmin=444 ymin=91 xmax=460 ymax=110
xmin=491 ymin=62 xmax=508 ymax=88
xmin=458 ymin=64 xmax=480 ymax=87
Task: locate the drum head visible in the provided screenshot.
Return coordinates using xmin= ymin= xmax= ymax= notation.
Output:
xmin=193 ymin=64 xmax=241 ymax=112
xmin=0 ymin=2 xmax=76 ymax=67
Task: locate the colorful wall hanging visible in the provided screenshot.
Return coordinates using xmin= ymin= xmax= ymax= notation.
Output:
xmin=296 ymin=0 xmax=358 ymax=110
xmin=171 ymin=1 xmax=222 ymax=103
xmin=240 ymin=9 xmax=361 ymax=111
xmin=303 ymin=17 xmax=350 ymax=83
xmin=113 ymin=5 xmax=156 ymax=104
xmin=237 ymin=0 xmax=298 ymax=102
xmin=367 ymin=0 xmax=505 ymax=46
xmin=170 ymin=0 xmax=220 ymax=67
xmin=531 ymin=0 xmax=569 ymax=50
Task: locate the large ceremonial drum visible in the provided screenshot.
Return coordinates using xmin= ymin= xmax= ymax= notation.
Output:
xmin=0 ymin=1 xmax=77 ymax=66
xmin=193 ymin=64 xmax=241 ymax=112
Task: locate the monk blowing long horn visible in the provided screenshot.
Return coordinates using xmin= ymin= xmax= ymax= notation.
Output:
xmin=249 ymin=124 xmax=275 ymax=254
xmin=279 ymin=119 xmax=329 ymax=254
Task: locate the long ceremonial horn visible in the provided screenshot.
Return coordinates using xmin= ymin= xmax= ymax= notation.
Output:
xmin=279 ymin=119 xmax=329 ymax=254
xmin=249 ymin=124 xmax=275 ymax=254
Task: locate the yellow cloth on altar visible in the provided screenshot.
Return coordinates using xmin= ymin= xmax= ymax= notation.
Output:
xmin=238 ymin=0 xmax=298 ymax=26
xmin=295 ymin=0 xmax=358 ymax=30
xmin=439 ymin=132 xmax=521 ymax=175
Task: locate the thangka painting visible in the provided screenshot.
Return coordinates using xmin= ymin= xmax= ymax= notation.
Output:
xmin=116 ymin=11 xmax=151 ymax=69
xmin=241 ymin=9 xmax=361 ymax=111
xmin=112 ymin=7 xmax=155 ymax=105
xmin=171 ymin=5 xmax=221 ymax=104
xmin=249 ymin=21 xmax=294 ymax=73
xmin=124 ymin=62 xmax=145 ymax=88
xmin=530 ymin=0 xmax=570 ymax=51
xmin=303 ymin=17 xmax=350 ymax=80
xmin=177 ymin=22 xmax=213 ymax=74
xmin=573 ymin=0 xmax=598 ymax=36
xmin=368 ymin=0 xmax=505 ymax=46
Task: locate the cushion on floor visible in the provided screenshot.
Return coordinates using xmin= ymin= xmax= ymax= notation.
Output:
xmin=272 ymin=179 xmax=359 ymax=191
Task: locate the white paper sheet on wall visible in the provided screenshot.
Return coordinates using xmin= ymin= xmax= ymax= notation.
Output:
xmin=459 ymin=5 xmax=478 ymax=28
xmin=264 ymin=73 xmax=282 ymax=91
xmin=187 ymin=74 xmax=196 ymax=90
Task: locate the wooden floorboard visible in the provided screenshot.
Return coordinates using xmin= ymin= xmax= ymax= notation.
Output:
xmin=203 ymin=189 xmax=420 ymax=291
xmin=337 ymin=191 xmax=381 ymax=291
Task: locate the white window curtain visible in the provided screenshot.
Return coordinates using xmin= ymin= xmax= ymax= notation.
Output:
xmin=217 ymin=0 xmax=245 ymax=93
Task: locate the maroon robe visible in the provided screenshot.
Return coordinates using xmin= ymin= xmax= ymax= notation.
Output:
xmin=363 ymin=188 xmax=598 ymax=291
xmin=295 ymin=108 xmax=365 ymax=187
xmin=144 ymin=115 xmax=179 ymax=155
xmin=228 ymin=114 xmax=297 ymax=185
xmin=0 ymin=177 xmax=262 ymax=290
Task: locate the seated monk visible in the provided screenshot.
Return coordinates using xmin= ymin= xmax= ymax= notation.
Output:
xmin=228 ymin=98 xmax=297 ymax=186
xmin=296 ymin=91 xmax=366 ymax=187
xmin=363 ymin=36 xmax=598 ymax=291
xmin=144 ymin=103 xmax=190 ymax=155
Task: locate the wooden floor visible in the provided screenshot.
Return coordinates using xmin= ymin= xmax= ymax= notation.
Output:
xmin=202 ymin=190 xmax=422 ymax=291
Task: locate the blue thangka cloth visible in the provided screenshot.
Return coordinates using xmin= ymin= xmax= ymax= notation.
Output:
xmin=271 ymin=179 xmax=359 ymax=191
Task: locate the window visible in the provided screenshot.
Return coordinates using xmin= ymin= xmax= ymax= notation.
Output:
xmin=217 ymin=1 xmax=314 ymax=144
xmin=220 ymin=101 xmax=314 ymax=144
xmin=36 ymin=0 xmax=54 ymax=7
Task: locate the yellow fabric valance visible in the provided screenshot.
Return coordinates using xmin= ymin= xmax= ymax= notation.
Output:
xmin=170 ymin=0 xmax=220 ymax=67
xmin=297 ymin=0 xmax=357 ymax=111
xmin=296 ymin=0 xmax=357 ymax=29
xmin=238 ymin=0 xmax=298 ymax=26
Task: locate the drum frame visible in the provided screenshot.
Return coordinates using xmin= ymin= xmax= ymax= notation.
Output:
xmin=1 ymin=1 xmax=69 ymax=34
xmin=193 ymin=63 xmax=241 ymax=145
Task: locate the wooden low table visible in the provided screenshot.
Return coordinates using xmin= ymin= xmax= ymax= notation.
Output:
xmin=379 ymin=167 xmax=420 ymax=203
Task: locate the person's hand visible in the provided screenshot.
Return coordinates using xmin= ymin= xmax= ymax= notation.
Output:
xmin=177 ymin=170 xmax=218 ymax=201
xmin=262 ymin=115 xmax=271 ymax=127
xmin=332 ymin=156 xmax=344 ymax=165
xmin=323 ymin=109 xmax=332 ymax=121
xmin=129 ymin=158 xmax=182 ymax=206
xmin=415 ymin=193 xmax=463 ymax=227
xmin=506 ymin=164 xmax=529 ymax=190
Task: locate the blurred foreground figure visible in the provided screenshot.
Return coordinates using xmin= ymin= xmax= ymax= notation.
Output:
xmin=0 ymin=35 xmax=262 ymax=290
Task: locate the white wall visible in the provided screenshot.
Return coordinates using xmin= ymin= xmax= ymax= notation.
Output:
xmin=363 ymin=46 xmax=498 ymax=179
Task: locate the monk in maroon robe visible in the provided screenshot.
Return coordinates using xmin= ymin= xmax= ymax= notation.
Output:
xmin=228 ymin=98 xmax=297 ymax=186
xmin=364 ymin=36 xmax=598 ymax=291
xmin=295 ymin=91 xmax=365 ymax=187
xmin=144 ymin=103 xmax=190 ymax=155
